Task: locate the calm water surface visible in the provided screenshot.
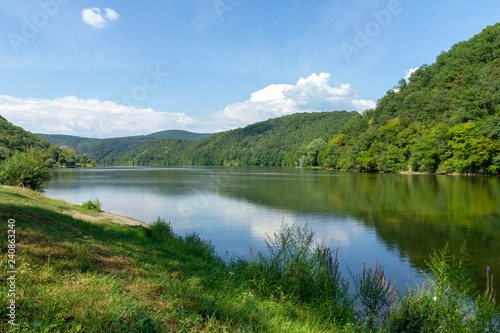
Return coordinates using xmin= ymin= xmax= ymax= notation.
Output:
xmin=43 ymin=166 xmax=500 ymax=291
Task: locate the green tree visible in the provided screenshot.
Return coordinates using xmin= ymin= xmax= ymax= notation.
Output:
xmin=0 ymin=149 xmax=52 ymax=190
xmin=298 ymin=138 xmax=327 ymax=167
xmin=440 ymin=122 xmax=500 ymax=174
xmin=59 ymin=147 xmax=77 ymax=167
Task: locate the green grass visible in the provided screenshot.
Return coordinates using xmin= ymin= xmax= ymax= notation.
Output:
xmin=81 ymin=198 xmax=102 ymax=212
xmin=0 ymin=186 xmax=498 ymax=332
xmin=0 ymin=187 xmax=342 ymax=332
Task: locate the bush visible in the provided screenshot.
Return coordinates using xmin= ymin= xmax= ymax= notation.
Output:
xmin=384 ymin=242 xmax=499 ymax=332
xmin=251 ymin=222 xmax=350 ymax=320
xmin=145 ymin=217 xmax=174 ymax=240
xmin=82 ymin=198 xmax=102 ymax=212
xmin=0 ymin=148 xmax=51 ymax=190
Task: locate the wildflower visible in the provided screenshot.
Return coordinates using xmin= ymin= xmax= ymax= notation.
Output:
xmin=433 ymin=296 xmax=438 ymax=301
xmin=487 ymin=266 xmax=491 ymax=273
xmin=492 ymin=298 xmax=496 ymax=304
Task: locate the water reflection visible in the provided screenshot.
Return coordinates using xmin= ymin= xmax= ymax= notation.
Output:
xmin=44 ymin=167 xmax=500 ymax=293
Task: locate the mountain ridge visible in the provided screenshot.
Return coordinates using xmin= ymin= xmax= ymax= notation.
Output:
xmin=38 ymin=130 xmax=213 ymax=162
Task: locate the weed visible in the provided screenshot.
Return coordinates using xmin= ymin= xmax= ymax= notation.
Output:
xmin=82 ymin=198 xmax=102 ymax=212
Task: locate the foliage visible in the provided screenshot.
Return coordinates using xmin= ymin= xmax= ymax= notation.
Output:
xmin=82 ymin=198 xmax=102 ymax=212
xmin=318 ymin=23 xmax=500 ymax=175
xmin=0 ymin=114 xmax=54 ymax=153
xmin=0 ymin=186 xmax=498 ymax=332
xmin=40 ymin=130 xmax=213 ymax=162
xmin=384 ymin=242 xmax=499 ymax=332
xmin=351 ymin=261 xmax=394 ymax=330
xmin=100 ymin=111 xmax=357 ymax=167
xmin=0 ymin=148 xmax=52 ymax=190
xmin=254 ymin=223 xmax=347 ymax=307
xmin=0 ymin=114 xmax=97 ymax=169
xmin=297 ymin=138 xmax=327 ymax=167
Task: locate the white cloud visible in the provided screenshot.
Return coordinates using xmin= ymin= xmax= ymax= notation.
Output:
xmin=82 ymin=7 xmax=119 ymax=29
xmin=0 ymin=73 xmax=375 ymax=136
xmin=204 ymin=72 xmax=375 ymax=131
xmin=0 ymin=95 xmax=193 ymax=138
xmin=104 ymin=8 xmax=119 ymax=21
xmin=405 ymin=67 xmax=419 ymax=81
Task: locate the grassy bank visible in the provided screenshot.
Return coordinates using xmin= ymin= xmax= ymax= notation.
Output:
xmin=0 ymin=186 xmax=341 ymax=332
xmin=0 ymin=186 xmax=498 ymax=332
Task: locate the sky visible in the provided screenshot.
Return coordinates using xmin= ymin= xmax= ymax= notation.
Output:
xmin=0 ymin=0 xmax=499 ymax=138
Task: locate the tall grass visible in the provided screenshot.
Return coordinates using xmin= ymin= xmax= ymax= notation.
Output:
xmin=0 ymin=186 xmax=498 ymax=332
xmin=230 ymin=222 xmax=499 ymax=332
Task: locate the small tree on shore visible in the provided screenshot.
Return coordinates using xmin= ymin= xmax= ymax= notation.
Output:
xmin=0 ymin=148 xmax=51 ymax=190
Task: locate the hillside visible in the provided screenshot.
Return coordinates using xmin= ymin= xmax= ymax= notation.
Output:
xmin=39 ymin=130 xmax=213 ymax=162
xmin=101 ymin=111 xmax=358 ymax=166
xmin=318 ymin=23 xmax=500 ymax=174
xmin=0 ymin=115 xmax=55 ymax=160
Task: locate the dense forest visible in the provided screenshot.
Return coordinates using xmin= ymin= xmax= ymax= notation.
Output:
xmin=0 ymin=115 xmax=55 ymax=160
xmin=0 ymin=115 xmax=95 ymax=168
xmin=39 ymin=130 xmax=212 ymax=162
xmin=0 ymin=115 xmax=99 ymax=189
xmin=318 ymin=23 xmax=500 ymax=174
xmin=7 ymin=23 xmax=500 ymax=174
xmin=100 ymin=111 xmax=357 ymax=166
xmin=82 ymin=24 xmax=500 ymax=173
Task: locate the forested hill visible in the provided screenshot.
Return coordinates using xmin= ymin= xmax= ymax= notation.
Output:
xmin=0 ymin=115 xmax=55 ymax=160
xmin=39 ymin=130 xmax=213 ymax=162
xmin=318 ymin=23 xmax=500 ymax=174
xmin=101 ymin=111 xmax=358 ymax=166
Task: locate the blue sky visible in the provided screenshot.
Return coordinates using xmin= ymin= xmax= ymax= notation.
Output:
xmin=0 ymin=0 xmax=499 ymax=137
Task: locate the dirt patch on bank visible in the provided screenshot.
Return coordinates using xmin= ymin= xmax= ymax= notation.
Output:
xmin=65 ymin=209 xmax=149 ymax=227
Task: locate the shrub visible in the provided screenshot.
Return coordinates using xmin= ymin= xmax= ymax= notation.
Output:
xmin=351 ymin=260 xmax=394 ymax=329
xmin=252 ymin=222 xmax=349 ymax=320
xmin=0 ymin=148 xmax=51 ymax=190
xmin=384 ymin=242 xmax=499 ymax=332
xmin=145 ymin=217 xmax=174 ymax=240
xmin=82 ymin=198 xmax=102 ymax=212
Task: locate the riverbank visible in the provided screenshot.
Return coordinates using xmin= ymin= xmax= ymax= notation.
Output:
xmin=1 ymin=186 xmax=498 ymax=332
xmin=0 ymin=186 xmax=343 ymax=332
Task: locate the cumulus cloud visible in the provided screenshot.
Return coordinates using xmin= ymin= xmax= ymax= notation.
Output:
xmin=0 ymin=95 xmax=193 ymax=138
xmin=82 ymin=7 xmax=119 ymax=29
xmin=0 ymin=73 xmax=376 ymax=136
xmin=205 ymin=73 xmax=376 ymax=131
xmin=405 ymin=67 xmax=419 ymax=81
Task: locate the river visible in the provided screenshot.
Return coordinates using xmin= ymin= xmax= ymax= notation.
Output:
xmin=43 ymin=166 xmax=500 ymax=292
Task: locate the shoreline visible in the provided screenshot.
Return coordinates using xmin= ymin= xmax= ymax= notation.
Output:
xmin=64 ymin=204 xmax=149 ymax=227
xmin=2 ymin=185 xmax=149 ymax=227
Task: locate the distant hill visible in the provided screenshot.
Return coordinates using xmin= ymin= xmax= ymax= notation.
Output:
xmin=0 ymin=115 xmax=55 ymax=160
xmin=39 ymin=130 xmax=213 ymax=162
xmin=318 ymin=23 xmax=500 ymax=174
xmin=101 ymin=111 xmax=358 ymax=166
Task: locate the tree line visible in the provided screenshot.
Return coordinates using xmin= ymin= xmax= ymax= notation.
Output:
xmin=100 ymin=111 xmax=358 ymax=166
xmin=0 ymin=116 xmax=96 ymax=190
xmin=100 ymin=24 xmax=500 ymax=174
xmin=313 ymin=23 xmax=500 ymax=174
